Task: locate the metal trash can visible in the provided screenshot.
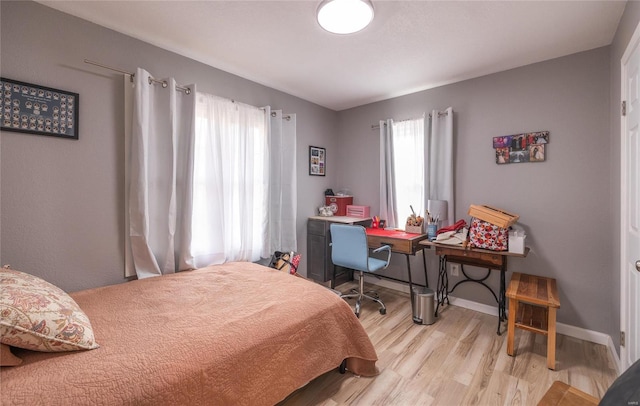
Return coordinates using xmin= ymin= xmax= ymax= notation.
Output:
xmin=412 ymin=287 xmax=435 ymax=325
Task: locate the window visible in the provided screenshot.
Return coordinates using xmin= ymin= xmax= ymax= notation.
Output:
xmin=391 ymin=118 xmax=426 ymax=222
xmin=191 ymin=93 xmax=269 ymax=266
xmin=380 ymin=109 xmax=454 ymax=230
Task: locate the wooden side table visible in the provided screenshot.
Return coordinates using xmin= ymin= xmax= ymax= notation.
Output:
xmin=506 ymin=272 xmax=561 ymax=370
xmin=537 ymin=381 xmax=598 ymax=406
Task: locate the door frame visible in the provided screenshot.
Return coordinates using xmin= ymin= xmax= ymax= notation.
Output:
xmin=620 ymin=19 xmax=640 ymax=372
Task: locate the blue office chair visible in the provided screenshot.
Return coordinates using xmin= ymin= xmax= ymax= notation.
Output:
xmin=330 ymin=224 xmax=392 ymax=318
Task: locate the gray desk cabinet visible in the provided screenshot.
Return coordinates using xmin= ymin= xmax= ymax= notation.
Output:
xmin=307 ymin=216 xmax=371 ymax=287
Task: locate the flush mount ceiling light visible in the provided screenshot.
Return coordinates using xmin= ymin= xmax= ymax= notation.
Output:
xmin=317 ymin=0 xmax=374 ymax=35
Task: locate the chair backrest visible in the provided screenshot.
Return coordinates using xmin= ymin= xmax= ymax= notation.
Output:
xmin=330 ymin=224 xmax=369 ymax=272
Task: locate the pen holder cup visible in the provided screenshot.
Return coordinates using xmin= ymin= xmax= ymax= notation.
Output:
xmin=427 ymin=224 xmax=437 ymax=240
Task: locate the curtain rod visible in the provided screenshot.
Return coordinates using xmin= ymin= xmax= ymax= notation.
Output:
xmin=270 ymin=111 xmax=292 ymax=121
xmin=84 ymin=59 xmax=192 ymax=95
xmin=370 ymin=110 xmax=449 ymax=130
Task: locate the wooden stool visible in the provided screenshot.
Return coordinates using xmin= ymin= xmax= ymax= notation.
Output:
xmin=506 ymin=272 xmax=560 ymax=370
xmin=537 ymin=381 xmax=598 ymax=406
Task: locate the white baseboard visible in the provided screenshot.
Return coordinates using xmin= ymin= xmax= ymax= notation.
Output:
xmin=359 ymin=274 xmax=622 ymax=371
xmin=607 ymin=336 xmax=623 ymax=374
xmin=446 ymin=295 xmax=498 ymax=317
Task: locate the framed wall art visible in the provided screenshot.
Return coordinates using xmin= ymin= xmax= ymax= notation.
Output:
xmin=494 ymin=131 xmax=548 ymax=164
xmin=309 ymin=146 xmax=325 ymax=176
xmin=1 ymin=77 xmax=79 ymax=140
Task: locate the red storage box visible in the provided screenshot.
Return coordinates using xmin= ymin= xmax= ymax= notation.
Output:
xmin=325 ymin=196 xmax=353 ymax=216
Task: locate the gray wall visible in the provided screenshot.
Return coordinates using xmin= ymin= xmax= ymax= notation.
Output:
xmin=0 ymin=1 xmax=336 ymax=290
xmin=336 ymin=47 xmax=614 ymax=337
xmin=608 ymin=0 xmax=640 ymax=354
xmin=0 ymin=0 xmax=632 ymax=344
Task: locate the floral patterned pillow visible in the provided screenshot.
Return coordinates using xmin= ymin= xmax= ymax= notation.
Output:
xmin=0 ymin=266 xmax=99 ymax=352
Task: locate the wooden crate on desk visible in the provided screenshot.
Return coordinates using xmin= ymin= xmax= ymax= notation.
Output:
xmin=405 ymin=225 xmax=424 ymax=234
xmin=468 ymin=204 xmax=519 ymax=228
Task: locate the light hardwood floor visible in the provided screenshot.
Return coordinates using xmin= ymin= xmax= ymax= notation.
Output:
xmin=280 ymin=282 xmax=618 ymax=406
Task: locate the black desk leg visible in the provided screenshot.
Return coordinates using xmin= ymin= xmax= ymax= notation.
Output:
xmin=331 ymin=264 xmax=336 ymax=290
xmin=497 ymin=269 xmax=506 ymax=335
xmin=422 ymin=249 xmax=429 ymax=288
xmin=406 ymin=254 xmax=414 ymax=316
xmin=435 ymin=255 xmax=449 ymax=317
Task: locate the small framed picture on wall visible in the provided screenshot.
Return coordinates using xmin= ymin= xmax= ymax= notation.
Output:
xmin=309 ymin=146 xmax=325 ymax=176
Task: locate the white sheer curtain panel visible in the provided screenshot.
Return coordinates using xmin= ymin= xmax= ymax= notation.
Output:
xmin=379 ymin=119 xmax=398 ymax=227
xmin=191 ymin=93 xmax=269 ymax=267
xmin=380 ymin=118 xmax=426 ymax=227
xmin=127 ymin=68 xmax=196 ymax=279
xmin=267 ymin=109 xmax=297 ymax=256
xmin=392 ymin=118 xmax=426 ymax=222
xmin=426 ymin=107 xmax=454 ymax=224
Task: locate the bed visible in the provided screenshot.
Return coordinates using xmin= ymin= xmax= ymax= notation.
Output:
xmin=0 ymin=262 xmax=378 ymax=405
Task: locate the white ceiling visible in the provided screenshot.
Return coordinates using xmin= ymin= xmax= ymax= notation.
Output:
xmin=37 ymin=0 xmax=626 ymax=111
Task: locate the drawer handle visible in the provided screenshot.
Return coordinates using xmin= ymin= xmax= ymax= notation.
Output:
xmin=380 ymin=241 xmax=395 ymax=247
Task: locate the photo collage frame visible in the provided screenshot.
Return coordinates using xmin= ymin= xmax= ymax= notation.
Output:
xmin=494 ymin=131 xmax=549 ymax=164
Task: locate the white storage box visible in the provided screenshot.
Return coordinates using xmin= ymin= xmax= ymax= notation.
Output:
xmin=508 ymin=229 xmax=526 ymax=254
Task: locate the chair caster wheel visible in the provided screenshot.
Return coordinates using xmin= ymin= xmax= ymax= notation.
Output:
xmin=355 ymin=311 xmax=360 ymax=318
xmin=339 ymin=359 xmax=347 ymax=374
xmin=379 ymin=308 xmax=386 ymax=315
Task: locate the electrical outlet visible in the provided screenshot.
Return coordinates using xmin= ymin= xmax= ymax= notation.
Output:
xmin=450 ymin=263 xmax=460 ymax=277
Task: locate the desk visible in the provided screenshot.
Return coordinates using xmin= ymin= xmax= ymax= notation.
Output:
xmin=419 ymin=241 xmax=529 ymax=335
xmin=307 ymin=216 xmax=371 ymax=286
xmin=365 ymin=228 xmax=430 ymax=298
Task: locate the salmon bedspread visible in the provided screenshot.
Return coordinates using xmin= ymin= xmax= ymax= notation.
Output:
xmin=1 ymin=262 xmax=378 ymax=405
